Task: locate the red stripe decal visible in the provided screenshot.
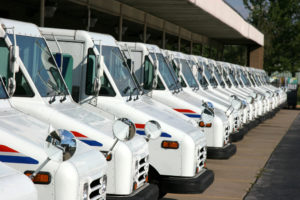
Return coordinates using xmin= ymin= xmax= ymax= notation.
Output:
xmin=0 ymin=145 xmax=18 ymax=153
xmin=173 ymin=109 xmax=196 ymax=113
xmin=70 ymin=131 xmax=87 ymax=138
xmin=135 ymin=124 xmax=145 ymax=129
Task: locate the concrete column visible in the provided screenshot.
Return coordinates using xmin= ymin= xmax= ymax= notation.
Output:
xmin=162 ymin=21 xmax=166 ymax=49
xmin=249 ymin=46 xmax=264 ymax=69
xmin=143 ymin=14 xmax=147 ymax=43
xmin=218 ymin=45 xmax=224 ymax=60
xmin=199 ymin=44 xmax=203 ymax=55
xmin=190 ymin=40 xmax=193 ymax=54
xmin=178 ymin=27 xmax=181 ymax=51
xmin=86 ymin=6 xmax=91 ymax=31
xmin=40 ymin=0 xmax=45 ymax=27
xmin=119 ymin=4 xmax=123 ymax=41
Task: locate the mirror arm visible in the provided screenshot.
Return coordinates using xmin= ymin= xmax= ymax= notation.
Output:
xmin=29 ymin=157 xmax=51 ymax=180
xmin=106 ymin=139 xmax=119 ymax=159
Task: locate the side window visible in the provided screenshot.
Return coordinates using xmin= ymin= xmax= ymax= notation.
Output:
xmin=144 ymin=56 xmax=154 ymax=90
xmin=0 ymin=39 xmax=34 ymax=97
xmin=99 ymin=73 xmax=116 ymax=97
xmin=0 ymin=39 xmax=11 ymax=84
xmin=85 ymin=48 xmax=96 ymax=95
xmin=14 ymin=71 xmax=35 ymax=97
xmin=180 ymin=76 xmax=187 ymax=87
xmin=156 ymin=76 xmax=165 ymax=90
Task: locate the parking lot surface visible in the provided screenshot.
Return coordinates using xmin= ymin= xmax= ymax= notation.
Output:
xmin=163 ymin=109 xmax=300 ymax=200
xmin=245 ymin=110 xmax=300 ymax=200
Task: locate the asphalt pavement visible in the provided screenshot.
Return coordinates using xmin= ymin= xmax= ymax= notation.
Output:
xmin=164 ymin=109 xmax=300 ymax=200
xmin=245 ymin=110 xmax=300 ymax=200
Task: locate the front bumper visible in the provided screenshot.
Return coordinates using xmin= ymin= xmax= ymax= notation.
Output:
xmin=107 ymin=184 xmax=159 ymax=200
xmin=207 ymin=143 xmax=237 ymax=159
xmin=158 ymin=169 xmax=214 ymax=194
xmin=229 ymin=129 xmax=244 ymax=142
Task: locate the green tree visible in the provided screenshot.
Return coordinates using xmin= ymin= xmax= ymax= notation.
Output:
xmin=244 ymin=0 xmax=300 ymax=75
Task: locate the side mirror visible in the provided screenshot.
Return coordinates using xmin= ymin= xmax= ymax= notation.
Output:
xmin=10 ymin=45 xmax=20 ymax=74
xmin=45 ymin=129 xmax=77 ymax=161
xmin=30 ymin=128 xmax=76 ymax=180
xmin=230 ymin=95 xmax=242 ymax=110
xmin=112 ymin=118 xmax=136 ymax=141
xmin=144 ymin=120 xmax=161 ymax=141
xmin=7 ymin=77 xmax=16 ymax=96
xmin=126 ymin=58 xmax=132 ymax=70
xmin=93 ymin=55 xmax=104 ymax=95
xmin=178 ymin=63 xmax=182 ymax=73
xmin=178 ymin=76 xmax=182 ymax=83
xmin=152 ymin=67 xmax=158 ymax=89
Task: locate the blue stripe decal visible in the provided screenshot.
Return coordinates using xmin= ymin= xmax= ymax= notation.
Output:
xmin=0 ymin=155 xmax=39 ymax=164
xmin=184 ymin=114 xmax=201 ymax=118
xmin=137 ymin=130 xmax=172 ymax=138
xmin=161 ymin=132 xmax=172 ymax=138
xmin=81 ymin=140 xmax=103 ymax=147
xmin=136 ymin=130 xmax=146 ymax=135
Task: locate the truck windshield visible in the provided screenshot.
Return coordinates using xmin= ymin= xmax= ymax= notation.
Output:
xmin=8 ymin=35 xmax=68 ymax=97
xmin=253 ymin=74 xmax=262 ymax=86
xmin=177 ymin=59 xmax=198 ymax=88
xmin=197 ymin=70 xmax=209 ymax=88
xmin=228 ymin=70 xmax=239 ymax=87
xmin=203 ymin=63 xmax=218 ymax=87
xmin=248 ymin=72 xmax=258 ymax=86
xmin=240 ymin=70 xmax=250 ymax=87
xmin=150 ymin=53 xmax=178 ymax=90
xmin=246 ymin=72 xmax=256 ymax=86
xmin=222 ymin=69 xmax=232 ymax=88
xmin=213 ymin=66 xmax=225 ymax=88
xmin=102 ymin=46 xmax=138 ymax=97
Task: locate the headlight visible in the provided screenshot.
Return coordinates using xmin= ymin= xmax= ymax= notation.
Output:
xmin=231 ymin=99 xmax=242 ymax=110
xmin=246 ymin=96 xmax=253 ymax=104
xmin=100 ymin=175 xmax=107 ymax=194
xmin=202 ymin=108 xmax=214 ymax=124
xmin=135 ymin=160 xmax=139 ymax=170
xmin=83 ymin=182 xmax=89 ymax=200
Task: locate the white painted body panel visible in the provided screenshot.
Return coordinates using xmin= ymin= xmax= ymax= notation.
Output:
xmin=0 ymin=162 xmax=37 ymax=200
xmin=0 ymin=99 xmax=107 ymax=200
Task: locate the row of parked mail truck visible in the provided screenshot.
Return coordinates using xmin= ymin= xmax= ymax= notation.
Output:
xmin=0 ymin=18 xmax=286 ymax=200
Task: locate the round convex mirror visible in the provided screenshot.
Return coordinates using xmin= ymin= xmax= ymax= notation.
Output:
xmin=250 ymin=92 xmax=257 ymax=99
xmin=58 ymin=129 xmax=77 ymax=161
xmin=202 ymin=108 xmax=214 ymax=124
xmin=113 ymin=118 xmax=136 ymax=141
xmin=246 ymin=96 xmax=253 ymax=104
xmin=144 ymin=120 xmax=161 ymax=140
xmin=45 ymin=129 xmax=77 ymax=161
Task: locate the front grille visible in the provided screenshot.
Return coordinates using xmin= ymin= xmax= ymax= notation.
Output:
xmin=196 ymin=145 xmax=206 ymax=171
xmin=89 ymin=175 xmax=106 ymax=200
xmin=234 ymin=116 xmax=238 ymax=130
xmin=224 ymin=125 xmax=229 ymax=145
xmin=135 ymin=155 xmax=149 ymax=189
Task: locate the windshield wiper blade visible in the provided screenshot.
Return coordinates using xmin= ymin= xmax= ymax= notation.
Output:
xmin=132 ymin=87 xmax=139 ymax=101
xmin=123 ymin=86 xmax=130 ymax=95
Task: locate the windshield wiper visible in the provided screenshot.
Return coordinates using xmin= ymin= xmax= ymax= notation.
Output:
xmin=123 ymin=86 xmax=138 ymax=101
xmin=132 ymin=87 xmax=139 ymax=101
